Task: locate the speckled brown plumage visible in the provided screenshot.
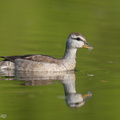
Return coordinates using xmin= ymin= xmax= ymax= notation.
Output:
xmin=0 ymin=54 xmax=60 ymax=63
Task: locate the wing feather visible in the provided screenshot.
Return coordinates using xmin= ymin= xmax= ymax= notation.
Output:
xmin=0 ymin=54 xmax=60 ymax=64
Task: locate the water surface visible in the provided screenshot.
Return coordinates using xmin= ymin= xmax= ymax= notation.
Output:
xmin=0 ymin=0 xmax=120 ymax=120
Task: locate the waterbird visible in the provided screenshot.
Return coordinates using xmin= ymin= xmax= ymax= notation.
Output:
xmin=0 ymin=33 xmax=93 ymax=71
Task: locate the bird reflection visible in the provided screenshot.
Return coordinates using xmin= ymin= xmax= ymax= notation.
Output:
xmin=0 ymin=69 xmax=92 ymax=108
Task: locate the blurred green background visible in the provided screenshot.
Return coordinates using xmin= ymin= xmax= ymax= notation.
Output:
xmin=0 ymin=0 xmax=120 ymax=120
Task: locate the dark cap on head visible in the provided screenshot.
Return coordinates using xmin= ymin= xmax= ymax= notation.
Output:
xmin=70 ymin=33 xmax=82 ymax=36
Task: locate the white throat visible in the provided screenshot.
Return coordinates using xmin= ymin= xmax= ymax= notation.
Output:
xmin=62 ymin=48 xmax=77 ymax=60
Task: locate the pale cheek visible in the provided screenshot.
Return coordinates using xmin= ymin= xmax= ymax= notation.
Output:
xmin=77 ymin=41 xmax=84 ymax=48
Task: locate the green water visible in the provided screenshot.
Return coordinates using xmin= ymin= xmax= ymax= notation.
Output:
xmin=0 ymin=0 xmax=120 ymax=120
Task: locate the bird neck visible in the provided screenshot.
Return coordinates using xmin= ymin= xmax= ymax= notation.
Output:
xmin=62 ymin=48 xmax=77 ymax=60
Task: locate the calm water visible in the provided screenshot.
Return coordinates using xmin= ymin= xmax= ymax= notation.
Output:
xmin=0 ymin=0 xmax=120 ymax=120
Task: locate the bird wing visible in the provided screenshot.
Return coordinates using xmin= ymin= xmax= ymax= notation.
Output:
xmin=0 ymin=54 xmax=60 ymax=64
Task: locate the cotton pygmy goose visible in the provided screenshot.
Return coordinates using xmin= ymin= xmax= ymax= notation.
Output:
xmin=0 ymin=33 xmax=93 ymax=71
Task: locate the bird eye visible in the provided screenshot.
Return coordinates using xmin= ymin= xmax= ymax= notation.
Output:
xmin=72 ymin=37 xmax=83 ymax=41
xmin=76 ymin=37 xmax=81 ymax=41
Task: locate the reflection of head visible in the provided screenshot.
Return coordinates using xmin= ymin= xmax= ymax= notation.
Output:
xmin=66 ymin=93 xmax=92 ymax=108
xmin=61 ymin=74 xmax=92 ymax=108
xmin=66 ymin=93 xmax=84 ymax=108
